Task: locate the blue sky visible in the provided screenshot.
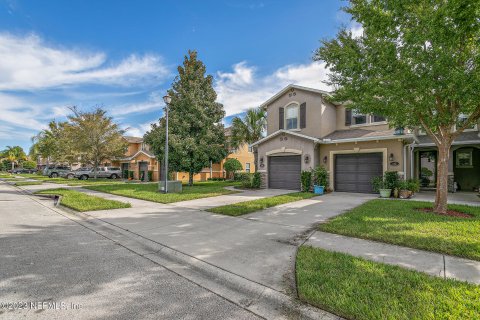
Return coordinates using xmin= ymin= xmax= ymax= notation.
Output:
xmin=0 ymin=0 xmax=356 ymax=152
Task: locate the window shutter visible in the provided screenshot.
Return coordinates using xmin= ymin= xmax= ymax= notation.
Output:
xmin=279 ymin=107 xmax=284 ymax=129
xmin=300 ymin=102 xmax=306 ymax=129
xmin=345 ymin=109 xmax=352 ymax=126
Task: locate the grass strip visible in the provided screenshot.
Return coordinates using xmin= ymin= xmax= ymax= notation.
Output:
xmin=35 ymin=188 xmax=131 ymax=212
xmin=85 ymin=181 xmax=240 ymax=204
xmin=320 ymin=199 xmax=480 ymax=261
xmin=207 ymin=192 xmax=318 ymax=216
xmin=14 ymin=181 xmax=44 ymax=186
xmin=297 ymin=246 xmax=480 ymax=320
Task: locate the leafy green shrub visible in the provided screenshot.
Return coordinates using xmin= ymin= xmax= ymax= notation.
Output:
xmin=234 ymin=172 xmax=250 ymax=181
xmin=301 ymin=170 xmax=312 ymax=192
xmin=407 ymin=179 xmax=420 ymax=192
xmin=312 ymin=166 xmax=328 ymax=187
xmin=372 ymin=176 xmax=388 ymax=192
xmin=22 ymin=160 xmax=37 ymax=169
xmin=148 ymin=171 xmax=153 ymax=181
xmin=384 ymin=171 xmax=399 ymax=189
xmin=207 ymin=177 xmax=226 ymax=181
xmin=224 ymin=158 xmax=243 ymax=179
xmin=251 ymin=172 xmax=261 ymax=188
xmin=123 ymin=170 xmax=129 ymax=179
xmin=128 ymin=171 xmax=134 ymax=179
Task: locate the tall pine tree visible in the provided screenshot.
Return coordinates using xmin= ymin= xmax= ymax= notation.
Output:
xmin=145 ymin=50 xmax=228 ymax=186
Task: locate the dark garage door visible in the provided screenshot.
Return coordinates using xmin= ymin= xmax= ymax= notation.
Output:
xmin=268 ymin=155 xmax=301 ymax=190
xmin=335 ymin=153 xmax=383 ymax=193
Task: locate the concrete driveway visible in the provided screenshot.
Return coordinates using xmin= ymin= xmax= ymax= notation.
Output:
xmin=82 ymin=191 xmax=373 ymax=294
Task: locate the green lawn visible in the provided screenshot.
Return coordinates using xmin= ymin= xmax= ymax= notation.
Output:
xmin=35 ymin=188 xmax=131 ymax=212
xmin=297 ymin=246 xmax=480 ymax=320
xmin=207 ymin=192 xmax=318 ymax=216
xmin=18 ymin=174 xmax=126 ymax=186
xmin=85 ymin=181 xmax=240 ymax=203
xmin=320 ymin=199 xmax=480 ymax=261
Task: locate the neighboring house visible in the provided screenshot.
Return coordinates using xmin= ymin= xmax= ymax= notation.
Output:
xmin=175 ymin=127 xmax=255 ymax=182
xmin=111 ymin=136 xmax=161 ymax=181
xmin=251 ymin=84 xmax=480 ymax=192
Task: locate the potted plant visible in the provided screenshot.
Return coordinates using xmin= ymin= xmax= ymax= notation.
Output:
xmin=407 ymin=179 xmax=420 ymax=197
xmin=398 ymin=180 xmax=410 ymax=199
xmin=312 ymin=166 xmax=328 ymax=195
xmin=372 ymin=176 xmax=391 ymax=198
xmin=420 ymin=167 xmax=433 ymax=187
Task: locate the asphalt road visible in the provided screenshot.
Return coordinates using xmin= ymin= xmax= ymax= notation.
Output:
xmin=0 ymin=182 xmax=260 ymax=320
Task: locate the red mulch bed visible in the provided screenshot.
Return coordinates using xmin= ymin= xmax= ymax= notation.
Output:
xmin=417 ymin=208 xmax=473 ymax=219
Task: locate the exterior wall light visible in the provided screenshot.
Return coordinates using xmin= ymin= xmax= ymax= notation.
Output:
xmin=323 ymin=156 xmax=328 ymax=164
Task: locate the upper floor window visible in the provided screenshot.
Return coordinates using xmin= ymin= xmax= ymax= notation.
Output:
xmin=457 ymin=114 xmax=478 ymax=131
xmin=352 ymin=110 xmax=367 ymax=125
xmin=285 ymin=103 xmax=299 ymax=130
xmin=372 ymin=114 xmax=386 ymax=123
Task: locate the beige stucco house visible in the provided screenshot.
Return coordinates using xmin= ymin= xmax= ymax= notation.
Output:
xmin=251 ymin=84 xmax=480 ymax=192
xmin=111 ymin=136 xmax=160 ymax=181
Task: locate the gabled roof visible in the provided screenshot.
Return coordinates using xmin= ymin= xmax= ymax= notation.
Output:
xmin=123 ymin=136 xmax=143 ymax=143
xmin=260 ymin=84 xmax=332 ymax=109
xmin=117 ymin=149 xmax=155 ymax=161
xmin=250 ymin=129 xmax=320 ymax=147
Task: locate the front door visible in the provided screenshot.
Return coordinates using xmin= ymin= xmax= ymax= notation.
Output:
xmin=121 ymin=163 xmax=129 ymax=179
xmin=419 ymin=151 xmax=437 ymax=188
xmin=139 ymin=162 xmax=149 ymax=181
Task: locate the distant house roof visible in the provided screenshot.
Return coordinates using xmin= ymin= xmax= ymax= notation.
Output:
xmin=321 ymin=128 xmax=414 ymax=143
xmin=123 ymin=136 xmax=143 ymax=143
xmin=260 ymin=84 xmax=332 ymax=109
xmin=224 ymin=127 xmax=232 ymax=137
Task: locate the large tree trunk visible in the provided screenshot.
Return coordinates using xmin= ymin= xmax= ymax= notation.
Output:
xmin=434 ymin=142 xmax=452 ymax=214
xmin=188 ymin=170 xmax=194 ymax=186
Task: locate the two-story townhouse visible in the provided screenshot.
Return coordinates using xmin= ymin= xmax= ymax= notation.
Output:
xmin=251 ymin=84 xmax=480 ymax=193
xmin=111 ymin=136 xmax=161 ymax=181
xmin=174 ymin=127 xmax=255 ymax=182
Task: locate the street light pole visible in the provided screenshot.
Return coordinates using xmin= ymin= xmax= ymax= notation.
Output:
xmin=162 ymin=95 xmax=171 ymax=194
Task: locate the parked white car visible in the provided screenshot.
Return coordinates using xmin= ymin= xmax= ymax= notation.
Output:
xmin=74 ymin=167 xmax=122 ymax=180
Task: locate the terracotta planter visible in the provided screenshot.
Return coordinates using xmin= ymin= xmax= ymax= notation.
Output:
xmin=399 ymin=189 xmax=410 ymax=199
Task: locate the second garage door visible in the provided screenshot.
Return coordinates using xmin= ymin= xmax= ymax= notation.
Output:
xmin=335 ymin=153 xmax=383 ymax=193
xmin=268 ymin=155 xmax=301 ymax=190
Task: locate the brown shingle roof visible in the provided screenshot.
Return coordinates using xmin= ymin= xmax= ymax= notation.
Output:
xmin=123 ymin=136 xmax=143 ymax=143
xmin=322 ymin=128 xmax=398 ymax=141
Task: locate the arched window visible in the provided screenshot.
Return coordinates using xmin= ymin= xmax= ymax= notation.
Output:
xmin=285 ymin=103 xmax=299 ymax=130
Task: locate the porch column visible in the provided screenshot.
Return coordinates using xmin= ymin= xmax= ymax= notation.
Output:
xmin=448 ymin=148 xmax=455 ymax=193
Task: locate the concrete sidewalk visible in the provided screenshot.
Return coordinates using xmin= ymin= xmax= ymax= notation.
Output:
xmin=306 ymin=231 xmax=480 ymax=284
xmin=413 ymin=191 xmax=479 ymax=206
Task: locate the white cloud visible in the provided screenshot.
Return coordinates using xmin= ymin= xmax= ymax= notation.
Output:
xmin=215 ymin=61 xmax=332 ymax=116
xmin=123 ymin=121 xmax=154 ymax=138
xmin=110 ymin=91 xmax=165 ymax=116
xmin=0 ymin=33 xmax=169 ymax=90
